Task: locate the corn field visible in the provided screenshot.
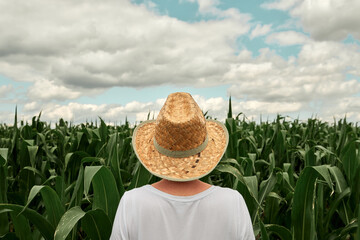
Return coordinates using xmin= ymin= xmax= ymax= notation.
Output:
xmin=0 ymin=103 xmax=359 ymax=240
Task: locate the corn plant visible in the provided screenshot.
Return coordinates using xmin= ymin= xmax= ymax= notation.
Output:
xmin=0 ymin=101 xmax=359 ymax=240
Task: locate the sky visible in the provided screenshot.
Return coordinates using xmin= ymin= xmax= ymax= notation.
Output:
xmin=1 ymin=0 xmax=360 ymax=125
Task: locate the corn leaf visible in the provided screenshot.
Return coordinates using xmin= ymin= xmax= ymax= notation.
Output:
xmin=84 ymin=166 xmax=120 ymax=222
xmin=81 ymin=209 xmax=112 ymax=240
xmin=54 ymin=206 xmax=85 ymax=240
xmin=291 ymin=165 xmax=333 ymax=240
xmin=265 ymin=224 xmax=292 ymax=240
xmin=128 ymin=162 xmax=152 ymax=190
xmin=10 ymin=211 xmax=32 ymax=240
xmin=21 ymin=185 xmax=65 ymax=228
xmin=0 ymin=203 xmax=54 ymax=240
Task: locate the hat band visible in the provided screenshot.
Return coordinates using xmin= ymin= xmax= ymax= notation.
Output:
xmin=153 ymin=135 xmax=208 ymax=158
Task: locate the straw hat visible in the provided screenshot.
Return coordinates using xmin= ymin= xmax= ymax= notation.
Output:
xmin=132 ymin=92 xmax=229 ymax=182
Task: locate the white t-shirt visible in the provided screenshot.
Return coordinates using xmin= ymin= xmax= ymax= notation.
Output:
xmin=110 ymin=185 xmax=255 ymax=240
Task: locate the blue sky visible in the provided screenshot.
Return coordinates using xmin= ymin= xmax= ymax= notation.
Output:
xmin=1 ymin=0 xmax=360 ymax=124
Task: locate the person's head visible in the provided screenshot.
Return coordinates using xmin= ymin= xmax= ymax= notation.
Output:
xmin=132 ymin=92 xmax=229 ymax=181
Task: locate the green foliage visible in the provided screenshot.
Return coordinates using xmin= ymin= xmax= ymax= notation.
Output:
xmin=0 ymin=105 xmax=359 ymax=239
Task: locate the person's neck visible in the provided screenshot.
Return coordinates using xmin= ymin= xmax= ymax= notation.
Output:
xmin=151 ymin=179 xmax=212 ymax=196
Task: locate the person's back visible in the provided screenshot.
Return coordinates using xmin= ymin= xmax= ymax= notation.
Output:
xmin=110 ymin=183 xmax=254 ymax=240
xmin=110 ymin=92 xmax=255 ymax=239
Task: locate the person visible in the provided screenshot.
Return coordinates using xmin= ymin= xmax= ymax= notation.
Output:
xmin=110 ymin=92 xmax=255 ymax=240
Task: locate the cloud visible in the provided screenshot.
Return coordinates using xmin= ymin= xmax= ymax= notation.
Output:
xmin=0 ymin=0 xmax=251 ymax=101
xmin=292 ymin=0 xmax=360 ymax=41
xmin=19 ymin=100 xmax=163 ymax=124
xmin=250 ymin=24 xmax=272 ymax=39
xmin=23 ymin=101 xmax=40 ymax=112
xmin=1 ymin=0 xmax=360 ymax=123
xmin=264 ymin=0 xmax=360 ymax=41
xmin=261 ymin=0 xmax=301 ymax=11
xmin=0 ymin=111 xmax=14 ymax=124
xmin=0 ymin=84 xmax=13 ymax=98
xmin=27 ymin=79 xmax=84 ymax=101
xmin=14 ymin=95 xmax=229 ymax=124
xmin=184 ymin=0 xmax=251 ymax=21
xmin=227 ymin=41 xmax=360 ymax=107
xmin=266 ymin=31 xmax=310 ymax=46
xmin=8 ymin=92 xmax=360 ymax=126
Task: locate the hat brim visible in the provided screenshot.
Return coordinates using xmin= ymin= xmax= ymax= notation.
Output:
xmin=132 ymin=119 xmax=229 ymax=182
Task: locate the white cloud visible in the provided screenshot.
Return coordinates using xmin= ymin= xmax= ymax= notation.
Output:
xmin=27 ymin=79 xmax=84 ymax=101
xmin=184 ymin=0 xmax=250 ymax=21
xmin=196 ymin=0 xmax=220 ymax=14
xmin=261 ymin=0 xmax=301 ymax=11
xmin=266 ymin=31 xmax=310 ymax=46
xmin=0 ymin=111 xmax=14 ymax=124
xmin=250 ymin=24 xmax=272 ymax=39
xmin=227 ymin=41 xmax=360 ymax=105
xmin=23 ymin=101 xmax=40 ymax=112
xmin=1 ymin=0 xmax=360 ymax=123
xmin=292 ymin=0 xmax=360 ymax=41
xmin=262 ymin=0 xmax=360 ymax=41
xmin=0 ymin=84 xmax=13 ymax=98
xmin=236 ymin=100 xmax=303 ymax=114
xmin=0 ymin=0 xmax=251 ymax=102
xmin=10 ymin=93 xmax=360 ymax=125
xmin=11 ymin=96 xmax=228 ymax=124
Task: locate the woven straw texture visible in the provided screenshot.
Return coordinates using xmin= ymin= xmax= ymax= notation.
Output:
xmin=132 ymin=92 xmax=229 ymax=181
xmin=133 ymin=120 xmax=228 ymax=181
xmin=154 ymin=93 xmax=207 ymax=151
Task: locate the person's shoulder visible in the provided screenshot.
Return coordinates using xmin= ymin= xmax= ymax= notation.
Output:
xmin=213 ymin=186 xmax=241 ymax=197
xmin=213 ymin=186 xmax=248 ymax=204
xmin=122 ymin=185 xmax=152 ymax=199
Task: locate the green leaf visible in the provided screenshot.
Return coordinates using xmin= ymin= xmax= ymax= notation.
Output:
xmin=269 ymin=152 xmax=276 ymax=173
xmin=215 ymin=164 xmax=244 ymax=183
xmin=305 ymin=145 xmax=316 ymax=167
xmin=244 ymin=176 xmax=258 ymax=200
xmin=329 ymin=166 xmax=347 ymax=193
xmin=220 ymin=158 xmax=241 ymax=168
xmin=27 ymin=145 xmax=38 ymax=168
xmin=265 ymin=224 xmax=292 ymax=240
xmin=21 ymin=185 xmax=65 ymax=228
xmin=0 ymin=232 xmax=19 ymax=239
xmin=341 ymin=141 xmax=358 ymax=185
xmin=22 ymin=166 xmax=46 ymax=182
xmin=0 ymin=203 xmax=54 ymax=240
xmin=128 ymin=163 xmax=152 ymax=190
xmin=260 ymin=220 xmax=269 ymax=240
xmin=258 ymin=172 xmax=277 ymax=205
xmin=0 ymin=148 xmax=8 ymax=166
xmin=227 ymin=96 xmax=232 ymax=118
xmin=54 ymin=206 xmax=85 ymax=240
xmin=325 ymin=187 xmax=351 ymax=230
xmin=264 ymin=193 xmax=282 ymax=224
xmin=337 ymin=220 xmax=358 ymax=240
xmin=291 ymin=165 xmax=333 ymax=240
xmin=0 ymin=154 xmax=8 ymax=204
xmin=109 ymin=133 xmax=126 ymax=197
xmin=68 ymin=165 xmax=84 ymax=209
xmin=0 ymin=212 xmax=8 ymax=237
xmin=82 ymin=209 xmax=112 ymax=240
xmin=64 ymin=151 xmax=90 ymax=171
xmin=98 ymin=117 xmax=108 ymax=143
xmin=10 ymin=212 xmax=32 ymax=240
xmin=357 ymin=204 xmax=360 ymax=240
xmin=76 ymin=132 xmax=84 ymax=150
xmin=84 ymin=166 xmax=120 ymax=222
xmin=350 ymin=165 xmax=360 ymax=219
xmin=54 ymin=207 xmax=112 ymax=240
xmin=328 ymin=166 xmax=351 ymax=227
